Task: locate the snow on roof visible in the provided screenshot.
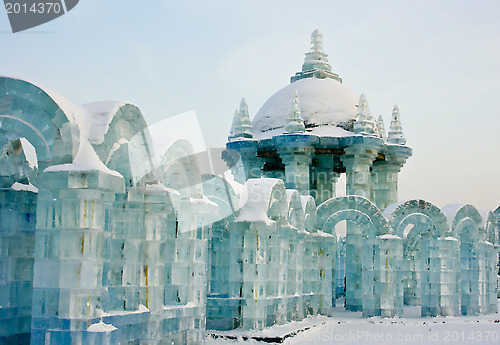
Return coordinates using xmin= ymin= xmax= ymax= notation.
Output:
xmin=252 ymin=77 xmax=358 ymax=140
xmin=311 ymin=230 xmax=335 ymax=238
xmin=11 ymin=182 xmax=38 ymax=193
xmin=378 ymin=233 xmax=401 ymax=240
xmin=83 ymin=101 xmax=129 ymax=145
xmin=44 ymin=140 xmax=122 ymax=177
xmin=87 ymin=321 xmax=117 ymax=333
xmin=234 ymin=178 xmax=283 ymax=225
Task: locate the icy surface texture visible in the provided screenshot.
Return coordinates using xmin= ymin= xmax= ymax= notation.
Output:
xmin=0 ymin=189 xmax=37 ymax=344
xmin=2 ymin=26 xmax=500 ymax=344
xmin=0 ymin=76 xmax=211 ymax=345
xmin=205 ymin=178 xmax=337 ymax=331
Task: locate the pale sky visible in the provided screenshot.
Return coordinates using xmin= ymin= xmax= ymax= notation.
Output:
xmin=1 ymin=0 xmax=499 ymax=210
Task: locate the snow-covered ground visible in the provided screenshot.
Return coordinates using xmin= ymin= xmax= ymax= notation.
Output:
xmin=206 ymin=300 xmax=500 ymax=345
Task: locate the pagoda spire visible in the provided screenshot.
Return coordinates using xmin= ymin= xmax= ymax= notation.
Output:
xmin=310 ymin=29 xmax=324 ymax=53
xmin=387 ymin=105 xmax=406 ymax=145
xmin=377 ymin=115 xmax=387 ymax=141
xmin=353 ymin=94 xmax=377 ymax=136
xmin=291 ymin=29 xmax=342 ymax=83
xmin=229 ymin=98 xmax=253 ymax=140
xmin=284 ymin=89 xmax=305 ymax=133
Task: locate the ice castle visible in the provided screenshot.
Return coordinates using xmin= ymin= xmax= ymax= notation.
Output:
xmin=0 ymin=30 xmax=499 ymax=344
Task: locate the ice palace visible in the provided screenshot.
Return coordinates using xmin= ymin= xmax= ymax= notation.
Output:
xmin=0 ymin=30 xmax=498 ymax=344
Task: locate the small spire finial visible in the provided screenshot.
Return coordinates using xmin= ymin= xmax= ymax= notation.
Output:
xmin=310 ymin=29 xmax=323 ymax=53
xmin=377 ymin=115 xmax=387 ymax=141
xmin=285 ymin=89 xmax=305 ymax=134
xmin=290 ymin=30 xmax=342 ymax=83
xmin=228 ymin=98 xmax=253 ymax=140
xmin=353 ymin=93 xmax=377 ymax=136
xmin=387 ymin=105 xmax=406 ymax=145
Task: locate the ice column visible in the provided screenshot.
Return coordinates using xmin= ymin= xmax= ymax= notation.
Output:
xmin=276 ymin=135 xmax=318 ymax=196
xmin=0 ymin=188 xmax=37 ymax=344
xmin=241 ymin=222 xmax=271 ymax=330
xmin=341 ymin=142 xmax=381 ymax=312
xmin=420 ymin=236 xmax=460 ymax=317
xmin=224 ymin=100 xmax=263 ymax=183
xmin=362 ymin=235 xmax=403 ymax=317
xmin=314 ymin=154 xmax=340 ymax=205
xmin=437 ymin=237 xmax=460 ymax=316
xmin=371 ymin=145 xmax=411 ymax=210
xmin=30 ymin=169 xmax=124 ymax=344
xmin=460 ymin=231 xmax=480 ymax=315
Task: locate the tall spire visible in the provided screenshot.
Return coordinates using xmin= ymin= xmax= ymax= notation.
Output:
xmin=284 ymin=89 xmax=305 ymax=134
xmin=310 ymin=29 xmax=324 ymax=53
xmin=387 ymin=105 xmax=406 ymax=145
xmin=353 ymin=94 xmax=377 ymax=136
xmin=290 ymin=29 xmax=342 ymax=83
xmin=377 ymin=115 xmax=387 ymax=141
xmin=229 ymin=98 xmax=253 ymax=140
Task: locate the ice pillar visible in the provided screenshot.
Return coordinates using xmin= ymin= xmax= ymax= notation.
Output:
xmin=223 ymin=140 xmax=263 ymax=184
xmin=276 ymin=134 xmax=317 ymax=196
xmin=30 ymin=169 xmax=124 ymax=345
xmin=0 ymin=188 xmax=37 ymax=344
xmin=371 ymin=146 xmax=411 ymax=210
xmin=314 ymin=154 xmax=340 ymax=204
xmin=341 ymin=142 xmax=380 ymax=201
xmin=362 ymin=235 xmax=403 ymax=318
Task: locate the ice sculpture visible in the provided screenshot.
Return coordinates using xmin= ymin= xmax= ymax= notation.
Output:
xmin=0 ymin=29 xmax=499 ymax=345
xmin=0 ymin=76 xmax=213 ymax=345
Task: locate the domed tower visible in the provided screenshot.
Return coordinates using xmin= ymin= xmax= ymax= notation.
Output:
xmin=224 ymin=30 xmax=412 ymax=209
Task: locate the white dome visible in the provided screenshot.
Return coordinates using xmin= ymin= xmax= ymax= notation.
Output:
xmin=252 ymin=77 xmax=358 ymax=139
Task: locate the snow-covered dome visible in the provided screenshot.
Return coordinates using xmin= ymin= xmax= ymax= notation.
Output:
xmin=251 ymin=30 xmax=359 ymax=140
xmin=252 ymin=77 xmax=358 ymax=139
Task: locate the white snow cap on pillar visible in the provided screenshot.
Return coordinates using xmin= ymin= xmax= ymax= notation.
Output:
xmin=285 ymin=89 xmax=306 ymax=134
xmin=387 ymin=105 xmax=406 ymax=145
xmin=353 ymin=93 xmax=377 ymax=136
xmin=229 ymin=98 xmax=253 ymax=140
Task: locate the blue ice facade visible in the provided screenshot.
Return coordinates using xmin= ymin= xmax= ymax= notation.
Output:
xmin=0 ymin=29 xmax=499 ymax=345
xmin=0 ymin=77 xmax=214 ymax=344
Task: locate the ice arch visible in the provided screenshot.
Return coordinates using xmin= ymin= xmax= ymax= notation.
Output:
xmin=442 ymin=204 xmax=483 ymax=315
xmin=317 ymin=196 xmax=389 ymax=237
xmin=317 ymin=196 xmax=390 ymax=313
xmin=161 ymin=139 xmax=203 ymax=199
xmin=481 ymin=210 xmax=499 ymax=245
xmin=387 ymin=199 xmax=448 ymax=239
xmin=287 ymin=189 xmax=304 ymax=230
xmin=0 ymin=76 xmax=80 ymax=172
xmin=386 ymin=199 xmax=453 ymax=314
xmin=300 ymin=195 xmax=317 ymax=233
xmin=84 ymin=102 xmax=155 ymax=184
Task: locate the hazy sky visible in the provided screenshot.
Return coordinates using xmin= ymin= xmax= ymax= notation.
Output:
xmin=1 ymin=0 xmax=499 ymax=210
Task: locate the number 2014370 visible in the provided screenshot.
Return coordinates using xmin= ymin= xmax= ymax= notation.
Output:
xmin=5 ymin=2 xmax=62 ymax=14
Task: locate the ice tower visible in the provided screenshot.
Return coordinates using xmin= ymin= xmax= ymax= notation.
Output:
xmin=0 ymin=29 xmax=499 ymax=344
xmin=224 ymin=29 xmax=413 ymax=212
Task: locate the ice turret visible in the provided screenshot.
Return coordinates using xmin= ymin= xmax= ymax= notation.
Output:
xmin=377 ymin=115 xmax=387 ymax=141
xmin=387 ymin=105 xmax=406 ymax=145
xmin=291 ymin=29 xmax=342 ymax=83
xmin=229 ymin=98 xmax=253 ymax=140
xmin=353 ymin=94 xmax=377 ymax=136
xmin=284 ymin=89 xmax=305 ymax=133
